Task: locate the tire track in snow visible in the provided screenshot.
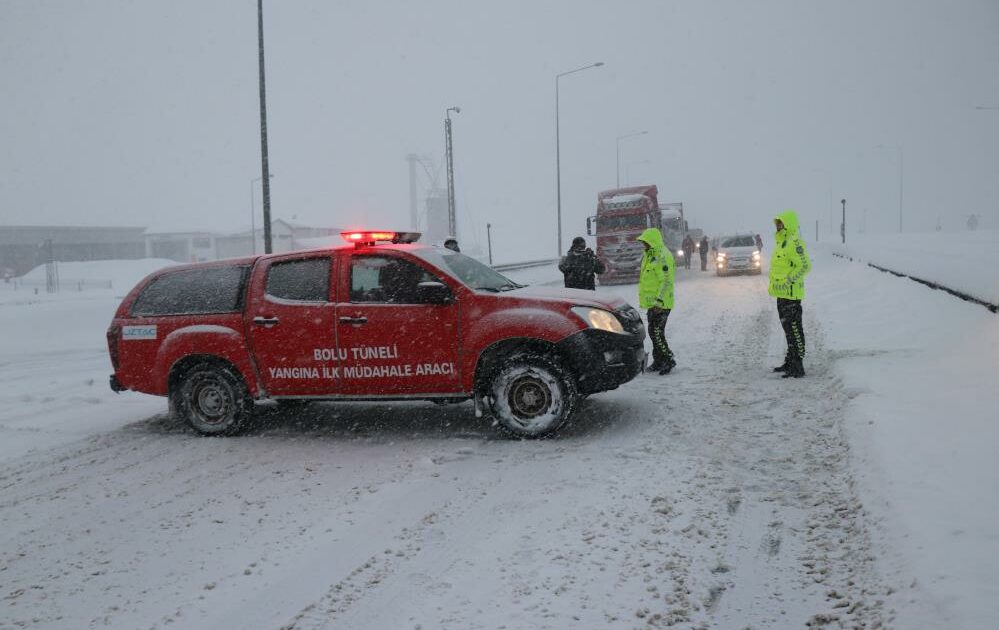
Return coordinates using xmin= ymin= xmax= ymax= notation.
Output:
xmin=628 ymin=272 xmax=896 ymax=627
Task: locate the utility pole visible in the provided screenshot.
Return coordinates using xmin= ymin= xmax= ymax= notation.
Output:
xmin=257 ymin=0 xmax=273 ymax=253
xmin=555 ymin=62 xmax=604 ymax=256
xmin=406 ymin=154 xmax=419 ymax=230
xmin=444 ymin=106 xmax=460 ymax=238
xmin=486 ymin=223 xmax=493 ymax=265
xmin=841 ymin=199 xmax=847 ymax=244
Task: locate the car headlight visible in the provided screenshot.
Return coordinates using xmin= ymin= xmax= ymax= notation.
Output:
xmin=571 ymin=307 xmax=625 ymax=334
xmin=716 ymin=254 xmax=726 ymax=263
xmin=752 ymin=251 xmax=761 ymax=259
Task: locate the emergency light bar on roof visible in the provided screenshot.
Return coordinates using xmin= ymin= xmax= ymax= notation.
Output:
xmin=340 ymin=230 xmax=421 ymax=247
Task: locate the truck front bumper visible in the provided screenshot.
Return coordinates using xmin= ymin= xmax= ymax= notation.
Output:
xmin=557 ymin=328 xmax=646 ymax=395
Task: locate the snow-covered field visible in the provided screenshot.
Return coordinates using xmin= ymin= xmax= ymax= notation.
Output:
xmin=0 ymin=246 xmax=995 ymax=629
xmin=829 ymin=229 xmax=999 ymax=305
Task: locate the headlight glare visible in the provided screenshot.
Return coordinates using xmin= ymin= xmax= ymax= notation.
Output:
xmin=571 ymin=307 xmax=625 ymax=334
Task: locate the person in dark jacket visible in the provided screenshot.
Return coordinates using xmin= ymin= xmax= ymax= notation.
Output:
xmin=699 ymin=235 xmax=709 ymax=271
xmin=681 ymin=235 xmax=694 ymax=269
xmin=755 ymin=233 xmax=763 ymax=254
xmin=559 ymin=237 xmax=605 ymax=290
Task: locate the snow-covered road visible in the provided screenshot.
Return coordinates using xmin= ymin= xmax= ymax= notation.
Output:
xmin=1 ymin=263 xmax=914 ymax=629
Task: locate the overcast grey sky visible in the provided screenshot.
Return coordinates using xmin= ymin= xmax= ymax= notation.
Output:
xmin=2 ymin=0 xmax=997 ymax=260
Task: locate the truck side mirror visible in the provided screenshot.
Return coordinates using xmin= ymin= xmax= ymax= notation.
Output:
xmin=416 ymin=281 xmax=454 ymax=305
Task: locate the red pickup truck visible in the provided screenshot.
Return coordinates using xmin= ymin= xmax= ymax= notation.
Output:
xmin=107 ymin=231 xmax=646 ymax=438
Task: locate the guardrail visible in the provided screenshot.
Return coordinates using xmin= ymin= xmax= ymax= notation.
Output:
xmin=492 ymin=258 xmax=559 ymax=272
xmin=5 ymin=278 xmax=114 ymax=292
xmin=832 ymin=252 xmax=997 ymax=314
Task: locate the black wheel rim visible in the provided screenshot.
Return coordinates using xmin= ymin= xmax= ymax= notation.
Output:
xmin=192 ymin=378 xmax=233 ymax=426
xmin=507 ymin=375 xmax=552 ymax=421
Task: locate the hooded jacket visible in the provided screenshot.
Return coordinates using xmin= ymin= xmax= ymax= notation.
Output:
xmin=768 ymin=209 xmax=811 ymax=300
xmin=636 ymin=228 xmax=675 ymax=309
xmin=558 ymin=247 xmax=605 ymax=290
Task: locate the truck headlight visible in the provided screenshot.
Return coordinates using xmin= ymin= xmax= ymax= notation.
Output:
xmin=676 ymin=249 xmax=684 ymax=257
xmin=752 ymin=251 xmax=761 ymax=259
xmin=571 ymin=307 xmax=625 ymax=334
xmin=716 ymin=254 xmax=726 ymax=263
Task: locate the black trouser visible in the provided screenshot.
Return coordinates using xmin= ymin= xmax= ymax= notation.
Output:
xmin=647 ymin=308 xmax=673 ymax=366
xmin=700 ymin=254 xmax=707 ymax=270
xmin=777 ymin=298 xmax=805 ymax=360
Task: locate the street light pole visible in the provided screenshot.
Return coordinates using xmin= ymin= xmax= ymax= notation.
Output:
xmin=616 ymin=131 xmax=648 ymax=187
xmin=486 ymin=223 xmax=493 ymax=266
xmin=841 ymin=198 xmax=847 ymax=244
xmin=257 ymin=0 xmax=274 ymax=254
xmin=250 ymin=174 xmax=274 ymax=255
xmin=556 ymin=61 xmax=604 ymax=256
xmin=876 ymin=144 xmax=903 ymax=232
xmin=445 ymin=106 xmax=461 ymax=238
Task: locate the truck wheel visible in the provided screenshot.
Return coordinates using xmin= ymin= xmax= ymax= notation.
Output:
xmin=175 ymin=363 xmax=252 ymax=436
xmin=488 ymin=354 xmax=577 ymax=438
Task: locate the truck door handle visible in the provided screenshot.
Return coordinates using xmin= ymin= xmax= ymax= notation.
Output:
xmin=253 ymin=316 xmax=280 ymax=327
xmin=339 ymin=316 xmax=368 ymax=325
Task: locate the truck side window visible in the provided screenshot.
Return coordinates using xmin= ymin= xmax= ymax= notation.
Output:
xmin=131 ymin=266 xmax=249 ymax=316
xmin=350 ymin=256 xmax=436 ymax=303
xmin=266 ymin=258 xmax=330 ymax=302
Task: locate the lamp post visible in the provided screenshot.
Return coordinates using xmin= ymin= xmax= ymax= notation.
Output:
xmin=445 ymin=106 xmax=461 ymax=238
xmin=876 ymin=144 xmax=903 ymax=232
xmin=556 ymin=61 xmax=604 ymax=256
xmin=250 ymin=174 xmax=274 ymax=255
xmin=256 ymin=0 xmax=273 ymax=254
xmin=841 ymin=198 xmax=847 ymax=244
xmin=616 ymin=131 xmax=648 ymax=187
xmin=486 ymin=222 xmax=493 ymax=266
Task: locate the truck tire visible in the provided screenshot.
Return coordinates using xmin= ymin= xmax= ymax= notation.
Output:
xmin=175 ymin=362 xmax=252 ymax=436
xmin=488 ymin=354 xmax=578 ymax=438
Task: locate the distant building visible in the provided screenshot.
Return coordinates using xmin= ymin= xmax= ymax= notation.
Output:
xmin=145 ymin=219 xmax=342 ymax=262
xmin=0 ymin=219 xmax=342 ymax=275
xmin=0 ymin=225 xmax=146 ymax=276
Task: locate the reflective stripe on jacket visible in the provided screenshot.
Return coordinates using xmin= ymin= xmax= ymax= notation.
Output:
xmin=637 ymin=228 xmax=675 ymax=309
xmin=768 ymin=209 xmax=811 ymax=300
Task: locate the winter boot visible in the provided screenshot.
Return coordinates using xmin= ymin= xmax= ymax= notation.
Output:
xmin=646 ymin=360 xmax=663 ymax=372
xmin=658 ymin=358 xmax=676 ymax=375
xmin=772 ymin=352 xmax=792 ymax=373
xmin=781 ymin=356 xmax=805 ymax=378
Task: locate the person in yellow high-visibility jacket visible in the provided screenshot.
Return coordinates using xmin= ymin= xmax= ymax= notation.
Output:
xmin=768 ymin=209 xmax=811 ymax=377
xmin=637 ymin=228 xmax=676 ymax=374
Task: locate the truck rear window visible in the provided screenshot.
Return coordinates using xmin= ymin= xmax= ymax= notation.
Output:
xmin=131 ymin=266 xmax=249 ymax=316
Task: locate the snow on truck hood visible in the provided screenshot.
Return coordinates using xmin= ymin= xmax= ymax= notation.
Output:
xmin=504 ymin=285 xmax=629 ymax=311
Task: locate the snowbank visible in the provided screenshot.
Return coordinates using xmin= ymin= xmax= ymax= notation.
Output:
xmin=14 ymin=258 xmax=176 ymax=291
xmin=827 ymin=229 xmax=999 ymax=305
xmin=810 ymin=249 xmax=999 ymax=629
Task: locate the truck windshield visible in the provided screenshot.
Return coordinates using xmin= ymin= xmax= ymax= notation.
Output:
xmin=595 ymin=213 xmax=650 ymax=232
xmin=414 ymin=249 xmax=522 ymax=292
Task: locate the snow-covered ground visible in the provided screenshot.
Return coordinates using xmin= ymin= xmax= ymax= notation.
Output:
xmin=829 ymin=229 xmax=999 ymax=305
xmin=0 ymin=246 xmax=995 ymax=629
